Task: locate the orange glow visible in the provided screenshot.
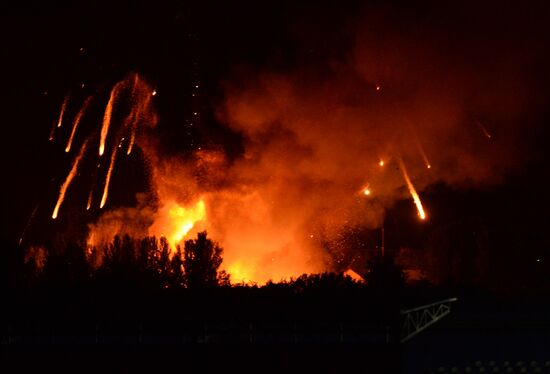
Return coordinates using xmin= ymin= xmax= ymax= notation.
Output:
xmin=399 ymin=159 xmax=426 ymax=220
xmin=227 ymin=261 xmax=255 ymax=284
xmin=52 ymin=140 xmax=88 ymax=219
xmin=363 ymin=188 xmax=371 ymax=196
xmin=379 ymin=159 xmax=384 ymax=167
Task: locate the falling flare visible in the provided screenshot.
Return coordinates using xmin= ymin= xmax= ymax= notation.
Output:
xmin=99 ymin=83 xmax=121 ymax=156
xmin=57 ymin=94 xmax=69 ymax=128
xmin=19 ymin=204 xmax=39 ymax=245
xmin=399 ymin=158 xmax=426 ymax=220
xmin=52 ymin=140 xmax=89 ymax=219
xmin=127 ymin=128 xmax=136 ymax=155
xmin=66 ymin=96 xmax=91 ymax=153
xmin=475 ymin=120 xmax=492 ymax=139
xmin=415 ymin=139 xmax=432 ymax=169
xmin=100 ymin=145 xmax=118 ymax=209
xmin=86 ymin=185 xmax=94 ymax=210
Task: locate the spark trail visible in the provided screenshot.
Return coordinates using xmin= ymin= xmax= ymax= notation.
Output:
xmin=127 ymin=128 xmax=136 ymax=155
xmin=100 ymin=145 xmax=119 ymax=209
xmin=57 ymin=94 xmax=69 ymax=128
xmin=86 ymin=185 xmax=94 ymax=210
xmin=52 ymin=139 xmax=89 ymax=219
xmin=414 ymin=138 xmax=431 ymax=169
xmin=100 ymin=83 xmax=122 ymax=156
xmin=19 ymin=204 xmax=39 ymax=245
xmin=475 ymin=120 xmax=492 ymax=139
xmin=399 ymin=158 xmax=426 ymax=220
xmin=66 ymin=96 xmax=91 ymax=153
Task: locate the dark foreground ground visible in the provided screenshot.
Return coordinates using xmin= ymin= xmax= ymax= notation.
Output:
xmin=2 ymin=291 xmax=550 ymax=373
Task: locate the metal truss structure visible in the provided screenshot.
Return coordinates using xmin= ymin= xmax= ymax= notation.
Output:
xmin=400 ymin=297 xmax=457 ymax=343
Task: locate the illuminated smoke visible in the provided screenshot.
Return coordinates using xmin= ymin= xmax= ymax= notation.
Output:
xmin=79 ymin=4 xmax=546 ymax=283
xmin=52 ymin=139 xmax=89 ymax=219
xmin=398 ymin=158 xmax=426 ymax=220
xmin=66 ymin=96 xmax=92 ymax=153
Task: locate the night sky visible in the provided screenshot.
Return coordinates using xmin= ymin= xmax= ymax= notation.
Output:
xmin=1 ymin=1 xmax=549 ymax=287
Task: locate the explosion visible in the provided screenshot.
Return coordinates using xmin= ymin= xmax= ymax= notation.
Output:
xmin=45 ymin=4 xmax=544 ymax=285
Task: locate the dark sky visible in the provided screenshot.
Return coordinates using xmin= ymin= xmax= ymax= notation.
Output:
xmin=1 ymin=1 xmax=549 ymax=286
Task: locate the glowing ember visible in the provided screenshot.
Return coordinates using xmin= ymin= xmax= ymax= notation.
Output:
xmin=52 ymin=140 xmax=88 ymax=219
xmin=379 ymin=159 xmax=384 ymax=167
xmin=399 ymin=158 xmax=426 ymax=220
xmin=363 ymin=188 xmax=371 ymax=196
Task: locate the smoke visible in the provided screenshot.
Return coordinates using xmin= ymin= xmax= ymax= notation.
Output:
xmin=207 ymin=3 xmax=547 ymax=280
xmin=87 ymin=3 xmax=549 ymax=283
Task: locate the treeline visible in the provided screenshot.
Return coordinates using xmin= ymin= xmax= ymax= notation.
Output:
xmin=6 ymin=231 xmax=413 ymax=293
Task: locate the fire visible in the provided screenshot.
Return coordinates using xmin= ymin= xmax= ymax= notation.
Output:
xmin=149 ymin=199 xmax=207 ymax=248
xmin=227 ymin=261 xmax=255 ymax=284
xmin=399 ymin=158 xmax=426 ymax=220
xmin=52 ymin=140 xmax=88 ymax=219
xmin=379 ymin=159 xmax=384 ymax=167
xmin=363 ymin=188 xmax=371 ymax=196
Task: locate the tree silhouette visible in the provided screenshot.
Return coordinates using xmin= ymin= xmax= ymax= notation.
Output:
xmin=181 ymin=231 xmax=229 ymax=288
